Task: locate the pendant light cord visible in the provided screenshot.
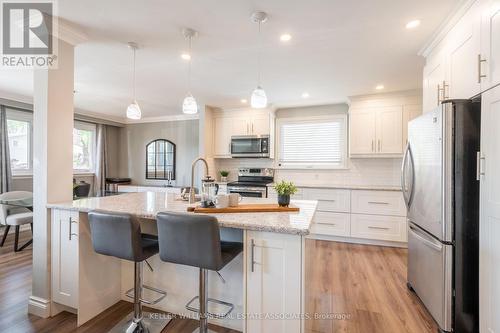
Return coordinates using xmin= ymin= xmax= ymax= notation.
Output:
xmin=132 ymin=47 xmax=136 ymax=101
xmin=188 ymin=36 xmax=192 ymax=94
xmin=257 ymin=20 xmax=262 ymax=86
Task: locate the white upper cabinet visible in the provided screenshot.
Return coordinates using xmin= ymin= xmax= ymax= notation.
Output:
xmin=376 ymin=106 xmax=403 ymax=154
xmin=251 ymin=113 xmax=271 ymax=136
xmin=423 ymin=50 xmax=447 ymax=113
xmin=447 ymin=0 xmax=482 ymax=99
xmin=350 ymin=106 xmax=403 ymax=157
xmin=481 ymin=0 xmax=500 ymax=90
xmin=422 ymin=0 xmax=500 ymax=112
xmin=350 ymin=111 xmax=377 ymax=155
xmin=214 ymin=115 xmax=233 ymax=157
xmin=213 ymin=108 xmax=275 ymax=158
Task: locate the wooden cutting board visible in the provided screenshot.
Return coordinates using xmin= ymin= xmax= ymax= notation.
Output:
xmin=187 ymin=203 xmax=300 ymax=213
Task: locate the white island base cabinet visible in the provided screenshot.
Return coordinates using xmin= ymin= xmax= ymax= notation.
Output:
xmin=245 ymin=231 xmax=304 ymax=333
xmin=50 ymin=209 xmax=306 ymax=332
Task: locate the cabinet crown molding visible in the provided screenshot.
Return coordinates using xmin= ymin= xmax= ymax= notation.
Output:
xmin=418 ymin=0 xmax=477 ymax=58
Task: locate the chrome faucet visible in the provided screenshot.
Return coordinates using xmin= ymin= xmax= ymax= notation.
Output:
xmin=190 ymin=157 xmax=209 ymax=204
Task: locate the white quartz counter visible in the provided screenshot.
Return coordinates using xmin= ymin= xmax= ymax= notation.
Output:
xmin=267 ymin=183 xmax=402 ymax=191
xmin=47 ymin=192 xmax=317 ymax=235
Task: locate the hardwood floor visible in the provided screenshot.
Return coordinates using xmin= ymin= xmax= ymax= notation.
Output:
xmin=305 ymin=240 xmax=438 ymax=333
xmin=0 ymin=230 xmax=437 ymax=333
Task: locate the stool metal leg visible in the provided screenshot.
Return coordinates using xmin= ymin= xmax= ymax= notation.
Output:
xmin=193 ymin=268 xmax=217 ymax=333
xmin=132 ymin=261 xmax=143 ymax=325
xmin=108 ymin=261 xmax=171 ymax=333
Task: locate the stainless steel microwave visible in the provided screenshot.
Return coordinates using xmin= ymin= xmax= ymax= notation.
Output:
xmin=231 ymin=135 xmax=270 ymax=158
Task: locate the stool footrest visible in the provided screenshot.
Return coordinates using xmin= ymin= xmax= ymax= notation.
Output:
xmin=125 ymin=285 xmax=167 ymax=305
xmin=185 ymin=296 xmax=234 ymax=319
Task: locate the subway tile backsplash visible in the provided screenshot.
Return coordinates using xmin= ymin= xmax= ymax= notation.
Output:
xmin=214 ymin=158 xmax=402 ymax=187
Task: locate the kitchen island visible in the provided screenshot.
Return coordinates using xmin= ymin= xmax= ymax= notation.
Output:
xmin=47 ymin=192 xmax=317 ymax=332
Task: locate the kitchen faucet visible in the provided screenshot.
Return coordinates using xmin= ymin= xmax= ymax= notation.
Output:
xmin=190 ymin=157 xmax=209 ymax=204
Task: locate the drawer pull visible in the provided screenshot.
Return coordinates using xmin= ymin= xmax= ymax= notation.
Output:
xmin=368 ymin=201 xmax=389 ymax=205
xmin=317 ymin=222 xmax=336 ymax=226
xmin=368 ymin=226 xmax=390 ymax=230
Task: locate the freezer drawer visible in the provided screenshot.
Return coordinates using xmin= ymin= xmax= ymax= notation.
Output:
xmin=408 ymin=222 xmax=452 ymax=332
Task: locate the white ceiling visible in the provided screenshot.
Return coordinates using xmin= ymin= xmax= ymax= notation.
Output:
xmin=0 ymin=0 xmax=461 ymax=120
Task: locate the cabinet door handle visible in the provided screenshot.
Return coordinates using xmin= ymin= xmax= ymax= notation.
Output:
xmin=368 ymin=226 xmax=390 ymax=230
xmin=250 ymin=239 xmax=256 ymax=272
xmin=247 ymin=123 xmax=249 ymax=134
xmin=252 ymin=123 xmax=254 ymax=134
xmin=442 ymin=81 xmax=449 ymax=100
xmin=68 ymin=218 xmax=77 ymax=240
xmin=437 ymin=83 xmax=442 ymax=105
xmin=371 ymin=140 xmax=374 ymax=152
xmin=378 ymin=140 xmax=381 ymax=152
xmin=368 ymin=201 xmax=390 ymax=205
xmin=478 ymin=54 xmax=487 ymax=83
xmin=476 ymin=151 xmax=485 ymax=180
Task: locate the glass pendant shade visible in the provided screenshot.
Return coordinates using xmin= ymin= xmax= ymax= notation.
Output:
xmin=251 ymin=86 xmax=267 ymax=108
xmin=126 ymin=100 xmax=142 ymax=120
xmin=182 ymin=93 xmax=198 ymax=114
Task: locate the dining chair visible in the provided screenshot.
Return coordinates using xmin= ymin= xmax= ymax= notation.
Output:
xmin=0 ymin=191 xmax=33 ymax=252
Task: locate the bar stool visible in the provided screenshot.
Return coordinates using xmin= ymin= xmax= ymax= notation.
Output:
xmin=156 ymin=212 xmax=243 ymax=333
xmin=88 ymin=210 xmax=171 ymax=333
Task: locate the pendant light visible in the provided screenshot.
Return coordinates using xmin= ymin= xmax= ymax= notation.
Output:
xmin=182 ymin=28 xmax=198 ymax=114
xmin=126 ymin=42 xmax=142 ymax=120
xmin=251 ymin=11 xmax=268 ymax=109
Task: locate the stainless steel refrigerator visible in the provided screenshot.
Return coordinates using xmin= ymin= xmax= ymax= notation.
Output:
xmin=402 ymin=99 xmax=480 ymax=333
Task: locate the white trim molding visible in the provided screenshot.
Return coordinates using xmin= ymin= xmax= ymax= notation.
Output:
xmin=418 ymin=0 xmax=477 ymax=57
xmin=52 ymin=17 xmax=88 ymax=46
xmin=28 ymin=296 xmax=51 ymax=318
xmin=125 ymin=113 xmax=199 ymax=124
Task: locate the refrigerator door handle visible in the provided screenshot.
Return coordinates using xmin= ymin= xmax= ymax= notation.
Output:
xmin=401 ymin=142 xmax=414 ymax=208
xmin=401 ymin=143 xmax=410 ymax=207
xmin=409 ymin=224 xmax=442 ymax=252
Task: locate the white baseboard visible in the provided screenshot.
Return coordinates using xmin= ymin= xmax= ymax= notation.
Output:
xmin=28 ymin=296 xmax=51 ymax=318
xmin=306 ymin=233 xmax=408 ymax=248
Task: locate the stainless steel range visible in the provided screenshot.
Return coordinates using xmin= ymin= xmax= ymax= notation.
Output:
xmin=227 ymin=168 xmax=274 ymax=198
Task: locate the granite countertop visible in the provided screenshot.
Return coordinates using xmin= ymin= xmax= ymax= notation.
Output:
xmin=267 ymin=183 xmax=402 ymax=191
xmin=47 ymin=192 xmax=317 ymax=236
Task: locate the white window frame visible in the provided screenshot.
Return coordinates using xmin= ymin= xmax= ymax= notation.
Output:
xmin=6 ymin=109 xmax=33 ymax=176
xmin=275 ymin=114 xmax=348 ymax=170
xmin=73 ymin=121 xmax=97 ymax=174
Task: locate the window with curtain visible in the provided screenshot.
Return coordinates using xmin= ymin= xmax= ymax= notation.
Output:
xmin=277 ymin=115 xmax=347 ymax=169
xmin=73 ymin=121 xmax=97 ymax=173
xmin=6 ymin=109 xmax=32 ymax=174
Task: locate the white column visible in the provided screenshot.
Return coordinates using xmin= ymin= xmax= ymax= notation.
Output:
xmin=29 ymin=38 xmax=75 ymax=317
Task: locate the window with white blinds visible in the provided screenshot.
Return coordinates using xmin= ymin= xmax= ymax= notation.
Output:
xmin=278 ymin=115 xmax=347 ymax=168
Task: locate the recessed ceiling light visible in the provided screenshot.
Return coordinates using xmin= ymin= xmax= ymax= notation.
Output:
xmin=280 ymin=34 xmax=292 ymax=42
xmin=181 ymin=53 xmax=191 ymax=60
xmin=375 ymin=84 xmax=385 ymax=90
xmin=406 ymin=20 xmax=421 ymax=29
xmin=241 ymin=98 xmax=248 ymax=104
xmin=301 ymin=92 xmax=310 ymax=98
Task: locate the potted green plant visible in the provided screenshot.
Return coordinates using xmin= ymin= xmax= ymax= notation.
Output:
xmin=274 ymin=181 xmax=298 ymax=207
xmin=219 ymin=170 xmax=230 ymax=182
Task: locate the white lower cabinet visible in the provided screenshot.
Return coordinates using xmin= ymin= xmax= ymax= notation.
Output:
xmin=304 ymin=187 xmax=407 ymax=244
xmin=351 ymin=214 xmax=407 ymax=242
xmin=51 ymin=209 xmax=79 ymax=308
xmin=310 ymin=212 xmax=350 ymax=237
xmin=245 ymin=230 xmax=302 ymax=333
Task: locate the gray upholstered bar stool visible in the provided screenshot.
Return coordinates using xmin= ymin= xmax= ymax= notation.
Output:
xmin=88 ymin=210 xmax=170 ymax=333
xmin=156 ymin=212 xmax=243 ymax=333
